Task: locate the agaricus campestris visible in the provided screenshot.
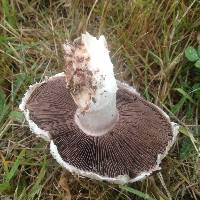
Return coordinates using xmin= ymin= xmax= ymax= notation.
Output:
xmin=20 ymin=32 xmax=179 ymax=184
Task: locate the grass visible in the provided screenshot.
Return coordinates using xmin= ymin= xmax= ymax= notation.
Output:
xmin=0 ymin=0 xmax=200 ymax=199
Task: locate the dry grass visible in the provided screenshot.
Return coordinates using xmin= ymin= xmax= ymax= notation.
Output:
xmin=0 ymin=0 xmax=200 ymax=199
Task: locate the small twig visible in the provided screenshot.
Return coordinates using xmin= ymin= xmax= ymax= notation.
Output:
xmin=157 ymin=172 xmax=172 ymax=200
xmin=85 ymin=0 xmax=99 ymax=29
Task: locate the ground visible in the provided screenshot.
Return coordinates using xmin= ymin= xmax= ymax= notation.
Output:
xmin=0 ymin=0 xmax=200 ymax=199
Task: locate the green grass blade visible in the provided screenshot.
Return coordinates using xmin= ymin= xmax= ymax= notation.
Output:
xmin=148 ymin=50 xmax=163 ymax=67
xmin=0 ymin=89 xmax=10 ymax=125
xmin=0 ymin=182 xmax=11 ymax=193
xmin=12 ymin=73 xmax=29 ymax=101
xmin=9 ymin=111 xmax=24 ymax=123
xmin=171 ymin=97 xmax=186 ymax=114
xmin=174 ymin=88 xmax=195 ymax=104
xmin=2 ymin=0 xmax=9 ymax=20
xmin=5 ymin=149 xmax=25 ymax=182
xmin=180 ymin=138 xmax=194 ymax=160
xmin=15 ymin=186 xmax=27 ymax=200
xmin=27 ymin=158 xmax=47 ymax=200
xmin=119 ymin=185 xmax=156 ymax=200
xmin=0 ymin=89 xmax=6 ymax=109
xmin=2 ymin=0 xmax=17 ymax=27
xmin=0 ymin=36 xmax=11 ymax=45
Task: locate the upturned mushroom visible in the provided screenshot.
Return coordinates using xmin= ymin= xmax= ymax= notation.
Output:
xmin=20 ymin=32 xmax=179 ymax=184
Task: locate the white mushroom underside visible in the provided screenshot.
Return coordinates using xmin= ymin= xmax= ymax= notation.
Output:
xmin=19 ymin=72 xmax=179 ymax=184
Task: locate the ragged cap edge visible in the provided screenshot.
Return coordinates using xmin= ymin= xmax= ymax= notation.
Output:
xmin=19 ymin=72 xmax=65 ymax=141
xmin=157 ymin=122 xmax=179 ymax=163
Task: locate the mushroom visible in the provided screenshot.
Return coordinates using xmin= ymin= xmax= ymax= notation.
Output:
xmin=19 ymin=32 xmax=179 ymax=184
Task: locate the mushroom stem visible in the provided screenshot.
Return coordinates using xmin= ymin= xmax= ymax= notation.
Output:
xmin=75 ymin=94 xmax=119 ymax=136
xmin=64 ymin=32 xmax=119 ymax=136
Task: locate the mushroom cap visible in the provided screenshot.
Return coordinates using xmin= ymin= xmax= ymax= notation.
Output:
xmin=20 ymin=73 xmax=179 ymax=184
